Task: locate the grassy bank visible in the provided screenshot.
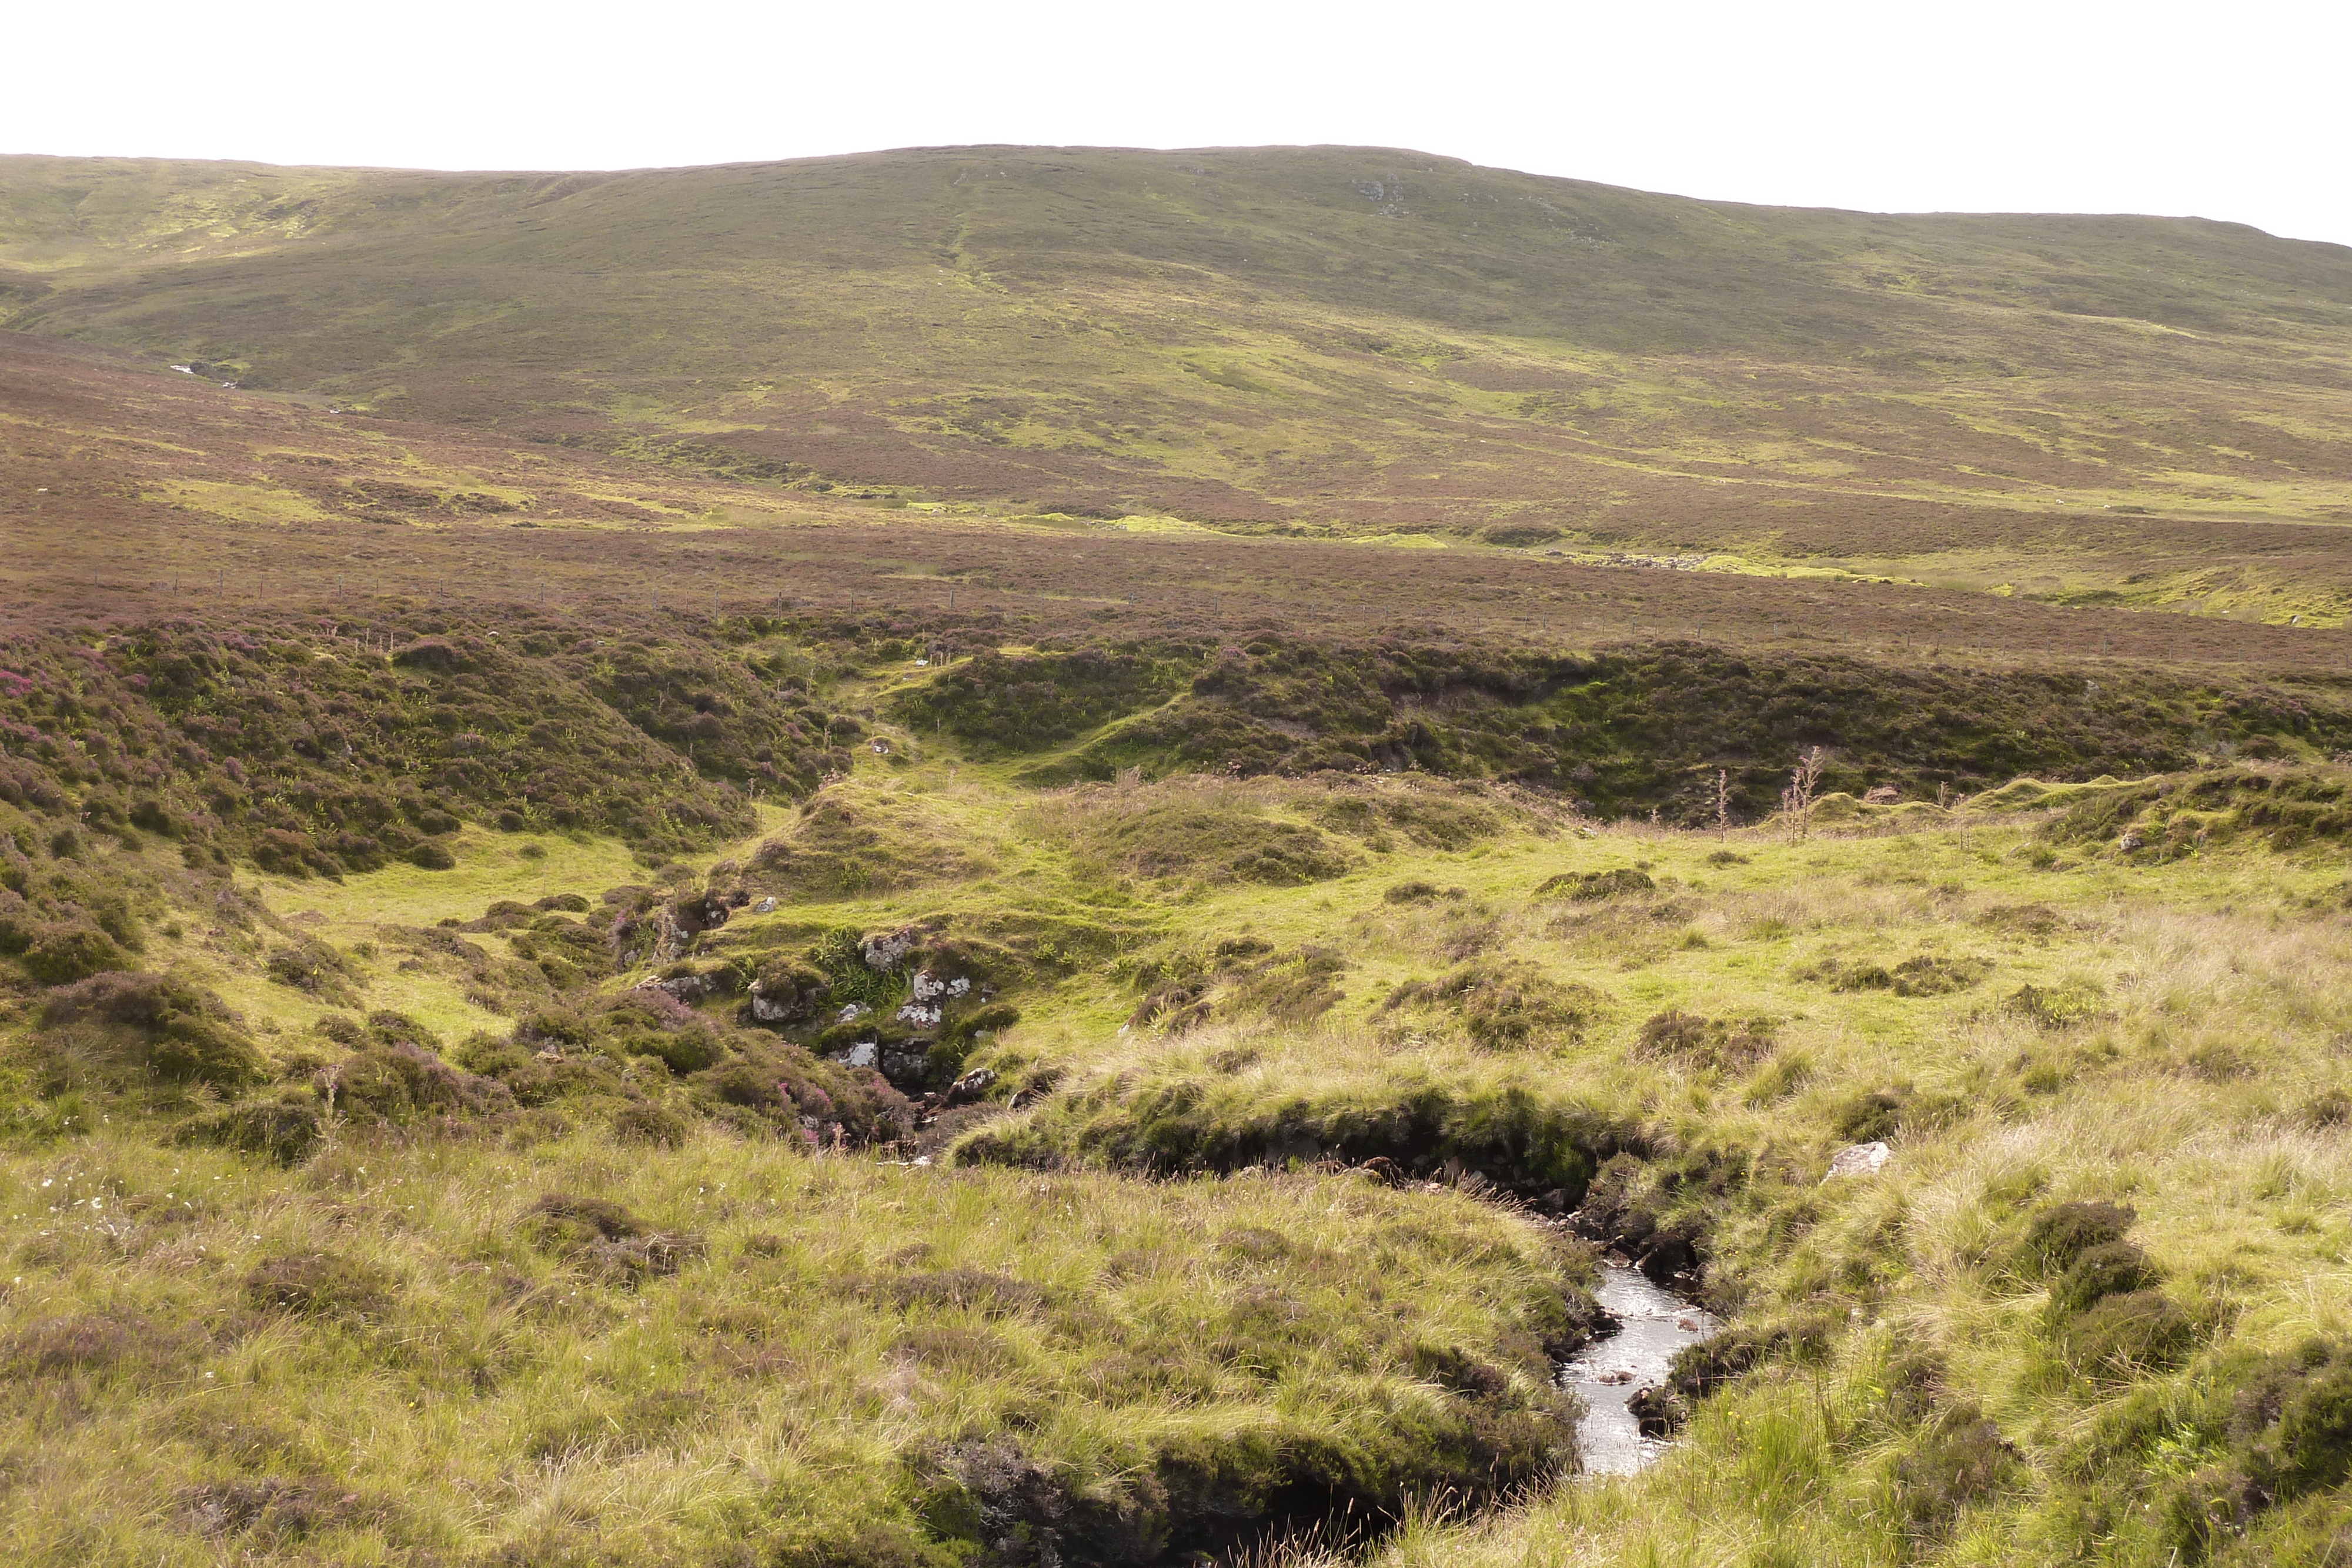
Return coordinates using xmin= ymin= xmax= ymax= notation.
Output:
xmin=2 ymin=1135 xmax=1586 ymax=1567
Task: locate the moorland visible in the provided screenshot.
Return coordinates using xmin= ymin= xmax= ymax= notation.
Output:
xmin=2 ymin=145 xmax=2351 ymax=1568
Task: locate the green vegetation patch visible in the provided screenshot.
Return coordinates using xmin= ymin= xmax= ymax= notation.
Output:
xmin=0 ymin=1138 xmax=1589 ymax=1566
xmin=1033 ymin=784 xmax=1358 ymax=887
xmin=2045 ymin=764 xmax=2352 ymax=859
xmin=1381 ymin=961 xmax=1606 ymax=1051
xmin=887 ymin=647 xmax=1190 ymax=757
xmin=934 ymin=637 xmax=2350 ymax=821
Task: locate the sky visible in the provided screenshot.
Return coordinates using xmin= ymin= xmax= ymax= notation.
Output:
xmin=9 ymin=0 xmax=2350 ymax=246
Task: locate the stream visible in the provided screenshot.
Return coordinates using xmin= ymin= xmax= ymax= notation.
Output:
xmin=1556 ymin=1260 xmax=1721 ymax=1475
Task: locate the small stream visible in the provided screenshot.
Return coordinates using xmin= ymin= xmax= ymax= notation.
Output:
xmin=1556 ymin=1261 xmax=1721 ymax=1475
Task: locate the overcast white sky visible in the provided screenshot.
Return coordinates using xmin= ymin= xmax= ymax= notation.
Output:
xmin=9 ymin=0 xmax=2349 ymax=246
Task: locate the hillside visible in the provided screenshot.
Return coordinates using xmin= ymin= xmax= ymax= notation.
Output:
xmin=9 ymin=143 xmax=2352 ymax=1568
xmin=5 ymin=148 xmax=2352 ymax=618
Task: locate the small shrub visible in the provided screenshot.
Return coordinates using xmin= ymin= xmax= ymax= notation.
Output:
xmin=2006 ymin=981 xmax=2106 ymax=1029
xmin=525 ymin=1192 xmax=704 ymax=1282
xmin=180 ymin=1475 xmax=378 ymax=1543
xmin=1222 ymin=946 xmax=1349 ymax=1025
xmin=330 ymin=1042 xmax=506 ymax=1124
xmin=243 ymin=1251 xmax=395 ymax=1320
xmin=2046 ymin=1241 xmax=2163 ymax=1319
xmin=527 ymin=1193 xmax=649 ymax=1247
xmin=623 ymin=1028 xmax=727 ymax=1075
xmin=22 ymin=921 xmax=132 ymax=984
xmin=613 ymin=1100 xmax=692 ymax=1145
xmin=42 ymin=971 xmax=266 ymax=1086
xmin=893 ymin=1325 xmax=1015 ymax=1374
xmin=2014 ymin=1200 xmax=2136 ymax=1279
xmin=1805 ymin=952 xmax=1986 ymax=996
xmin=2058 ymin=1289 xmax=2196 ymax=1376
xmin=742 ymin=958 xmax=833 ymax=1027
xmin=176 ymin=1094 xmax=324 ymax=1165
xmin=1832 ymin=1086 xmax=1912 ymax=1144
xmin=1656 ymin=1312 xmax=1838 ymax=1416
xmin=2301 ymin=1089 xmax=2352 ymax=1130
xmin=265 ymin=940 xmax=352 ymax=997
xmin=1891 ymin=1402 xmax=2019 ymax=1536
xmin=2161 ymin=1463 xmax=2265 ymax=1559
xmin=407 ymin=840 xmax=457 ymax=871
xmin=2244 ymin=1349 xmax=2352 ymax=1497
xmin=1636 ymin=1009 xmax=1775 ymax=1071
xmin=1535 ymin=867 xmax=1655 ymax=901
xmin=0 ymin=1312 xmax=193 ymax=1378
xmin=882 ymin=1269 xmax=1050 ymax=1318
xmin=1383 ymin=960 xmax=1603 ymax=1048
xmin=1743 ymin=1051 xmax=1812 ymax=1104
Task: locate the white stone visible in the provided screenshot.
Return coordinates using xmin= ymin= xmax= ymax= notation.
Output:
xmin=754 ymin=897 xmax=779 ymax=914
xmin=1825 ymin=1141 xmax=1891 ymax=1181
xmin=842 ymin=1041 xmax=878 ymax=1068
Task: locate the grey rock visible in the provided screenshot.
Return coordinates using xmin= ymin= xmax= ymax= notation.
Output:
xmin=1825 ymin=1141 xmax=1891 ymax=1181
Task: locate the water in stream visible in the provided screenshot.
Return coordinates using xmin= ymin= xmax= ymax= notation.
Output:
xmin=1557 ymin=1261 xmax=1721 ymax=1475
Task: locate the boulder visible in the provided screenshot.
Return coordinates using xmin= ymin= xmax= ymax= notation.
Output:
xmin=910 ymin=969 xmax=976 ymax=1003
xmin=1826 ymin=1141 xmax=1892 ymax=1181
xmin=862 ymin=927 xmax=922 ymax=969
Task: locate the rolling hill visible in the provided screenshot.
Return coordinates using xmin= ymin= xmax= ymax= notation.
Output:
xmin=5 ymin=146 xmax=2352 ymax=618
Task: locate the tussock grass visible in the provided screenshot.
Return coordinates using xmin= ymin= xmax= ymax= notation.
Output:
xmin=13 ymin=635 xmax=2352 ymax=1564
xmin=0 ymin=1131 xmax=1585 ymax=1566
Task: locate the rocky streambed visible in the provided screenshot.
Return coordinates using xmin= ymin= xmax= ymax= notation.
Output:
xmin=1558 ymin=1260 xmax=1720 ymax=1475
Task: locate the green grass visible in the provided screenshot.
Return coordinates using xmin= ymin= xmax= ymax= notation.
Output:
xmin=9 ymin=590 xmax=2352 ymax=1564
xmin=904 ymin=770 xmax=2352 ymax=1567
xmin=0 ymin=1134 xmax=1583 ymax=1566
